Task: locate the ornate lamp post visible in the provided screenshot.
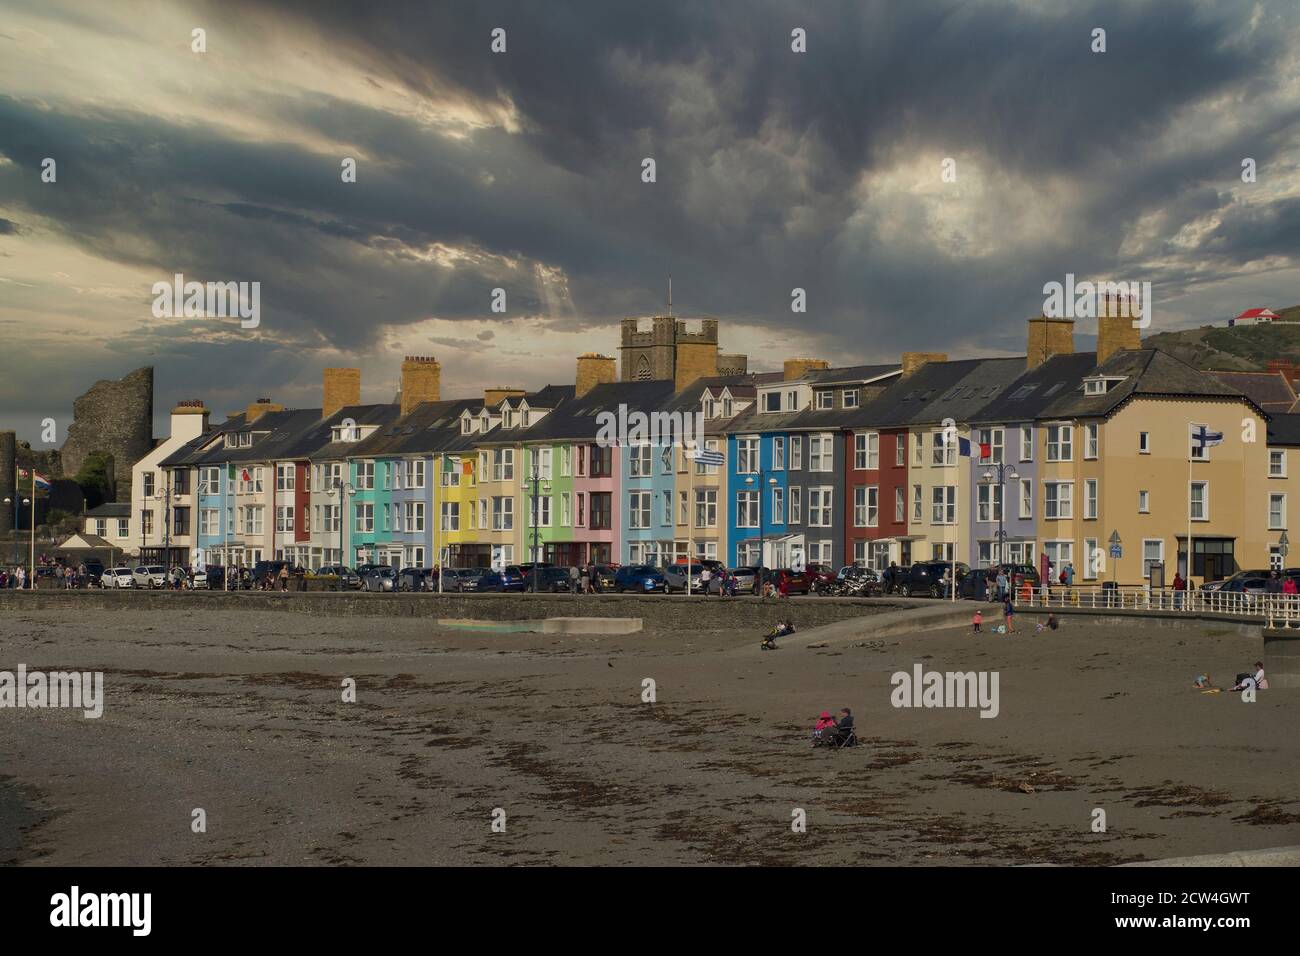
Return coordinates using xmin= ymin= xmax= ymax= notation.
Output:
xmin=744 ymin=472 xmax=777 ymax=597
xmin=979 ymin=463 xmax=1018 ymax=567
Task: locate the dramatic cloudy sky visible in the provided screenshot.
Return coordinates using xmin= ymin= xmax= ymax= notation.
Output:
xmin=2 ymin=0 xmax=1299 ymax=444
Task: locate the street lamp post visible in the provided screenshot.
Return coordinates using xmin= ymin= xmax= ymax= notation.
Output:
xmin=980 ymin=462 xmax=1019 ymax=569
xmin=744 ymin=472 xmax=777 ymax=598
xmin=327 ymin=480 xmax=355 ymax=571
xmin=526 ymin=453 xmax=551 ymax=593
xmin=4 ymin=495 xmax=32 ymax=584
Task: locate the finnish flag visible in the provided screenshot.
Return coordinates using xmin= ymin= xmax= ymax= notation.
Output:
xmin=1190 ymin=424 xmax=1224 ymax=449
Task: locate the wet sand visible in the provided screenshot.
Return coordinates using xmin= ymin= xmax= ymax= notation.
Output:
xmin=0 ymin=606 xmax=1297 ymax=865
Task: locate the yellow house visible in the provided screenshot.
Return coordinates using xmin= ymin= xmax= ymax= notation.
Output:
xmin=1034 ymin=348 xmax=1271 ymax=586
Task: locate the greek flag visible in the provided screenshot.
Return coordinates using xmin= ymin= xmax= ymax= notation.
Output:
xmin=1190 ymin=424 xmax=1224 ymax=449
xmin=690 ymin=448 xmax=725 ymax=467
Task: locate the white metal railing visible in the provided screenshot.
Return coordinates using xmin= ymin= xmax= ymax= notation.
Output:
xmin=1010 ymin=585 xmax=1300 ymax=626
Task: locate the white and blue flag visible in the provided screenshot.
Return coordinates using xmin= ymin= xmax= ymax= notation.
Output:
xmin=1190 ymin=424 xmax=1224 ymax=449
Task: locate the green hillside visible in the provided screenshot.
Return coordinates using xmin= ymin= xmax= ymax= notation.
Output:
xmin=1144 ymin=307 xmax=1300 ymax=371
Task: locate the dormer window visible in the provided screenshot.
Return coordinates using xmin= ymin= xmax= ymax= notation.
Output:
xmin=331 ymin=423 xmax=359 ymax=442
xmin=461 ymin=418 xmax=473 ymax=435
xmin=239 ymin=432 xmax=253 ymax=447
xmin=1083 ymin=376 xmax=1125 ymax=396
xmin=816 ymin=390 xmax=833 ymax=410
xmin=722 ymin=398 xmax=733 ymax=417
xmin=503 ymin=409 xmax=514 ymax=429
xmin=704 ymin=399 xmax=719 ymax=419
xmin=762 ymin=392 xmax=781 ymax=413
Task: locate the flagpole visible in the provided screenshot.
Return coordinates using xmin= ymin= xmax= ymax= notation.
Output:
xmin=29 ymin=469 xmax=36 ymax=584
xmin=1187 ymin=426 xmax=1193 ymax=588
xmin=687 ymin=442 xmax=694 ymax=596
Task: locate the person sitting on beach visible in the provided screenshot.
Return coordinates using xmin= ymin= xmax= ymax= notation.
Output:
xmin=826 ymin=708 xmax=855 ymax=746
xmin=1254 ymin=661 xmax=1269 ymax=690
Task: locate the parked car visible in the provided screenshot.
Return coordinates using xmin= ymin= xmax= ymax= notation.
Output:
xmin=996 ymin=563 xmax=1040 ymax=590
xmin=770 ymin=568 xmax=811 ymax=595
xmin=477 ymin=566 xmax=528 ymax=592
xmin=193 ymin=565 xmax=224 ymax=590
xmin=132 ymin=565 xmax=167 ymax=589
xmin=590 ymin=565 xmax=620 ymax=591
xmin=450 ymin=568 xmax=488 ymax=592
xmin=313 ymin=565 xmax=360 ymax=590
xmin=896 ymin=561 xmax=968 ymax=598
xmin=663 ymin=563 xmax=706 ymax=593
xmin=1214 ymin=570 xmax=1271 ymax=598
xmin=805 ymin=563 xmax=838 ymax=594
xmin=958 ymin=567 xmax=995 ymax=601
xmin=360 ymin=566 xmax=396 ymax=592
xmin=397 ymin=567 xmax=433 ymax=592
xmin=525 ymin=567 xmax=573 ymax=592
xmin=613 ymin=565 xmax=668 ymax=593
xmin=251 ymin=560 xmax=290 ymax=588
xmin=83 ymin=560 xmax=105 ymax=586
xmin=101 ymin=566 xmax=135 ymax=589
xmin=729 ymin=566 xmax=774 ymax=594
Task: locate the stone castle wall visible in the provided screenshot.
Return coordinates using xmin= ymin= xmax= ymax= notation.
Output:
xmin=59 ymin=366 xmax=154 ymax=502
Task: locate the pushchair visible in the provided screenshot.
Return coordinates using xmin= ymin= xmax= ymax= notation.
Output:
xmin=759 ymin=622 xmax=794 ymax=650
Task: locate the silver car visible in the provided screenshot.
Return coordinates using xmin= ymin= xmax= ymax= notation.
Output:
xmin=361 ymin=566 xmax=396 ymax=592
xmin=132 ymin=565 xmax=166 ymax=588
xmin=102 ymin=567 xmax=135 ymax=589
xmin=663 ymin=564 xmax=706 ymax=593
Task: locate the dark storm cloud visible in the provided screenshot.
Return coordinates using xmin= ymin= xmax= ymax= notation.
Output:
xmin=1 ymin=0 xmax=1299 ymax=427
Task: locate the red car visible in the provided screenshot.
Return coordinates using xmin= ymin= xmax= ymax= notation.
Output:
xmin=804 ymin=563 xmax=838 ymax=594
xmin=771 ymin=568 xmax=811 ymax=595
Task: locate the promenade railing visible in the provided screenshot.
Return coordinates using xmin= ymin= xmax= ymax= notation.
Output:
xmin=1010 ymin=583 xmax=1300 ymax=625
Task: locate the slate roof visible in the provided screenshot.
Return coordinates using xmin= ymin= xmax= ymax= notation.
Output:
xmin=805 ymin=364 xmax=902 ymax=386
xmin=832 ymin=357 xmax=1026 ymax=431
xmin=347 ymin=398 xmax=482 ymax=457
xmin=1209 ymin=371 xmax=1298 ymax=413
xmin=1039 ymin=349 xmax=1262 ymax=420
xmin=1266 ymin=413 xmax=1300 ymax=446
xmin=971 ymin=352 xmax=1099 ymax=424
xmin=485 ymin=380 xmax=677 ymax=445
xmin=83 ymin=502 xmax=131 ymax=518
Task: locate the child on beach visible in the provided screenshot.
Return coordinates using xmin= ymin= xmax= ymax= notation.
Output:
xmin=972 ymin=609 xmax=982 ymax=633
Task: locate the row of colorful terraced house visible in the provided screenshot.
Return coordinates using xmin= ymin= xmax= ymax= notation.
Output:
xmin=86 ymin=307 xmax=1300 ymax=586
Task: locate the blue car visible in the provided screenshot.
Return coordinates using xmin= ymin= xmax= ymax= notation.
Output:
xmin=613 ymin=565 xmax=668 ymax=593
xmin=477 ymin=565 xmax=528 ymax=592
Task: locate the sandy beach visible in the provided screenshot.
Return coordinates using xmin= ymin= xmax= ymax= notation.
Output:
xmin=1 ymin=605 xmax=1297 ymax=865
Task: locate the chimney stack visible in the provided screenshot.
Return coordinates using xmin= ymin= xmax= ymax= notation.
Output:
xmin=323 ymin=368 xmax=361 ymax=419
xmin=783 ymin=358 xmax=829 ymax=381
xmin=1096 ymin=293 xmax=1142 ymax=366
xmin=1026 ymin=316 xmax=1074 ymax=370
xmin=484 ymin=387 xmax=526 ymax=408
xmin=901 ymin=352 xmax=947 ymax=377
xmin=400 ymin=356 xmax=440 ymax=415
xmin=245 ymin=398 xmax=284 ymax=423
xmin=170 ymin=400 xmax=210 ymax=438
xmin=575 ymin=353 xmax=616 ymax=398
